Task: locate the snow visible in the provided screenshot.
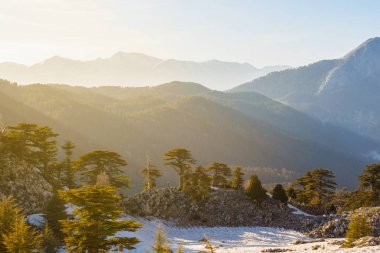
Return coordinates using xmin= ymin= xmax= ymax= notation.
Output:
xmin=26 ymin=213 xmax=45 ymax=227
xmin=112 ymin=216 xmax=380 ymax=253
xmin=287 ymin=204 xmax=314 ymax=217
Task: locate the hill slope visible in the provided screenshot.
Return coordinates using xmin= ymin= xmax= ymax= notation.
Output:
xmin=231 ymin=37 xmax=380 ymax=143
xmin=0 ymin=80 xmax=375 ymax=191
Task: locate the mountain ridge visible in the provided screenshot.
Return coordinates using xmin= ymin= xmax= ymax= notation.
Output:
xmin=0 ymin=52 xmax=291 ymax=90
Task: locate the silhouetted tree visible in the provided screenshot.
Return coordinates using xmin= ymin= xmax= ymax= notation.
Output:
xmin=163 ymin=148 xmax=195 ymax=190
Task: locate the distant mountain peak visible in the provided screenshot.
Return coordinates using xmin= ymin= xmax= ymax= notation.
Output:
xmin=344 ymin=37 xmax=380 ymax=59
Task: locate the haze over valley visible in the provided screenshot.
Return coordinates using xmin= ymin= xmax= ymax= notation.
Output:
xmin=1 ymin=1 xmax=380 ymax=252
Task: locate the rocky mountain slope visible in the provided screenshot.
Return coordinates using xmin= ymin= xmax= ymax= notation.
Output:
xmin=231 ymin=37 xmax=380 ymax=143
xmin=125 ymin=188 xmax=323 ymax=230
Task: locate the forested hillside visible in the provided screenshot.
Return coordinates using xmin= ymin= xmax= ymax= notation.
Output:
xmin=0 ymin=79 xmax=375 ymax=192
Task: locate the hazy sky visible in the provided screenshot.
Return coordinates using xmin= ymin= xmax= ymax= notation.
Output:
xmin=1 ymin=0 xmax=380 ymax=67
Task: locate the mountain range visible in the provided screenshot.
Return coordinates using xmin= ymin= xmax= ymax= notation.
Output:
xmin=232 ymin=37 xmax=380 ymax=145
xmin=0 ymin=53 xmax=289 ymax=90
xmin=1 ymin=37 xmax=380 ymax=192
xmin=0 ymin=79 xmax=377 ymax=193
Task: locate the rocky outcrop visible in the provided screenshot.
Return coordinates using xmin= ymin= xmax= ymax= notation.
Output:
xmin=124 ymin=188 xmax=324 ymax=231
xmin=308 ymin=217 xmax=349 ymax=238
xmin=0 ymin=163 xmax=53 ymax=213
xmin=308 ymin=207 xmax=380 ymax=238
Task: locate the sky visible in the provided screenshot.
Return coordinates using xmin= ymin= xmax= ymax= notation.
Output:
xmin=0 ymin=0 xmax=380 ymax=67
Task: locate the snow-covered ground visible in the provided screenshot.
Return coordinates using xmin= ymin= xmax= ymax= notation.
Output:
xmin=116 ymin=216 xmax=380 ymax=253
xmin=31 ymin=210 xmax=379 ymax=253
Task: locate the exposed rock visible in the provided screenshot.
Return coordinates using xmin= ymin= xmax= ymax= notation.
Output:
xmin=308 ymin=207 xmax=380 ymax=238
xmin=0 ymin=163 xmax=53 ymax=213
xmin=307 ymin=217 xmax=349 ymax=238
xmin=124 ymin=187 xmax=324 ymax=231
xmin=343 ymin=236 xmax=380 ymax=248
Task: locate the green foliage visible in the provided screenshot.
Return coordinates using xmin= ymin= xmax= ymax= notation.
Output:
xmin=230 ymin=166 xmax=244 ymax=190
xmin=61 ymin=140 xmax=76 ymax=189
xmin=343 ymin=214 xmax=372 ymax=247
xmin=293 ymin=168 xmax=336 ymax=207
xmin=359 ymin=163 xmax=380 ymax=203
xmin=141 ymin=163 xmax=162 ymax=190
xmin=207 ymin=162 xmax=231 ymax=188
xmin=2 ymin=214 xmax=43 ymax=253
xmin=245 ymin=174 xmax=267 ymax=204
xmin=0 ymin=123 xmax=58 ymax=183
xmin=41 ymin=224 xmax=60 ymax=253
xmin=163 ymin=148 xmax=195 ymax=190
xmin=183 ymin=166 xmax=211 ymax=202
xmin=76 ymin=150 xmax=130 ymax=188
xmin=272 ymin=184 xmax=288 ymax=203
xmin=152 ymin=225 xmax=171 ymax=253
xmin=44 ymin=193 xmax=67 ymax=239
xmin=0 ymin=197 xmax=21 ymax=251
xmin=342 ymin=190 xmax=372 ymax=210
xmin=59 ymin=185 xmax=141 ymax=252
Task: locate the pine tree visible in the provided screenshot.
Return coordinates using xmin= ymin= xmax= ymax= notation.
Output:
xmin=293 ymin=168 xmax=336 ymax=206
xmin=0 ymin=197 xmax=21 ymax=251
xmin=163 ymin=148 xmax=195 ymax=190
xmin=207 ymin=162 xmax=231 ymax=188
xmin=359 ymin=163 xmax=380 ymax=203
xmin=59 ymin=185 xmax=141 ymax=253
xmin=230 ymin=166 xmax=244 ymax=190
xmin=272 ymin=184 xmax=288 ymax=203
xmin=76 ymin=150 xmax=129 ymax=188
xmin=344 ymin=214 xmax=372 ymax=247
xmin=141 ymin=161 xmax=162 ymax=190
xmin=2 ymin=214 xmax=43 ymax=253
xmin=183 ymin=166 xmax=211 ymax=202
xmin=41 ymin=223 xmax=60 ymax=253
xmin=245 ymin=174 xmax=267 ymax=203
xmin=61 ymin=140 xmax=76 ymax=189
xmin=152 ymin=225 xmax=171 ymax=253
xmin=44 ymin=193 xmax=67 ymax=239
xmin=0 ymin=123 xmax=58 ymax=182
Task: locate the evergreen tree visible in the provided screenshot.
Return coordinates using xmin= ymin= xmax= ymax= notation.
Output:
xmin=359 ymin=163 xmax=380 ymax=203
xmin=272 ymin=184 xmax=288 ymax=203
xmin=0 ymin=123 xmax=58 ymax=182
xmin=152 ymin=225 xmax=171 ymax=253
xmin=0 ymin=197 xmax=21 ymax=251
xmin=286 ymin=187 xmax=297 ymax=200
xmin=59 ymin=185 xmax=141 ymax=253
xmin=230 ymin=166 xmax=244 ymax=190
xmin=141 ymin=162 xmax=162 ymax=190
xmin=2 ymin=214 xmax=43 ymax=253
xmin=45 ymin=193 xmax=67 ymax=239
xmin=245 ymin=174 xmax=267 ymax=203
xmin=41 ymin=223 xmax=60 ymax=253
xmin=61 ymin=140 xmax=76 ymax=189
xmin=163 ymin=148 xmax=195 ymax=190
xmin=207 ymin=162 xmax=231 ymax=188
xmin=183 ymin=166 xmax=211 ymax=202
xmin=76 ymin=150 xmax=129 ymax=188
xmin=293 ymin=168 xmax=336 ymax=206
xmin=344 ymin=214 xmax=372 ymax=247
